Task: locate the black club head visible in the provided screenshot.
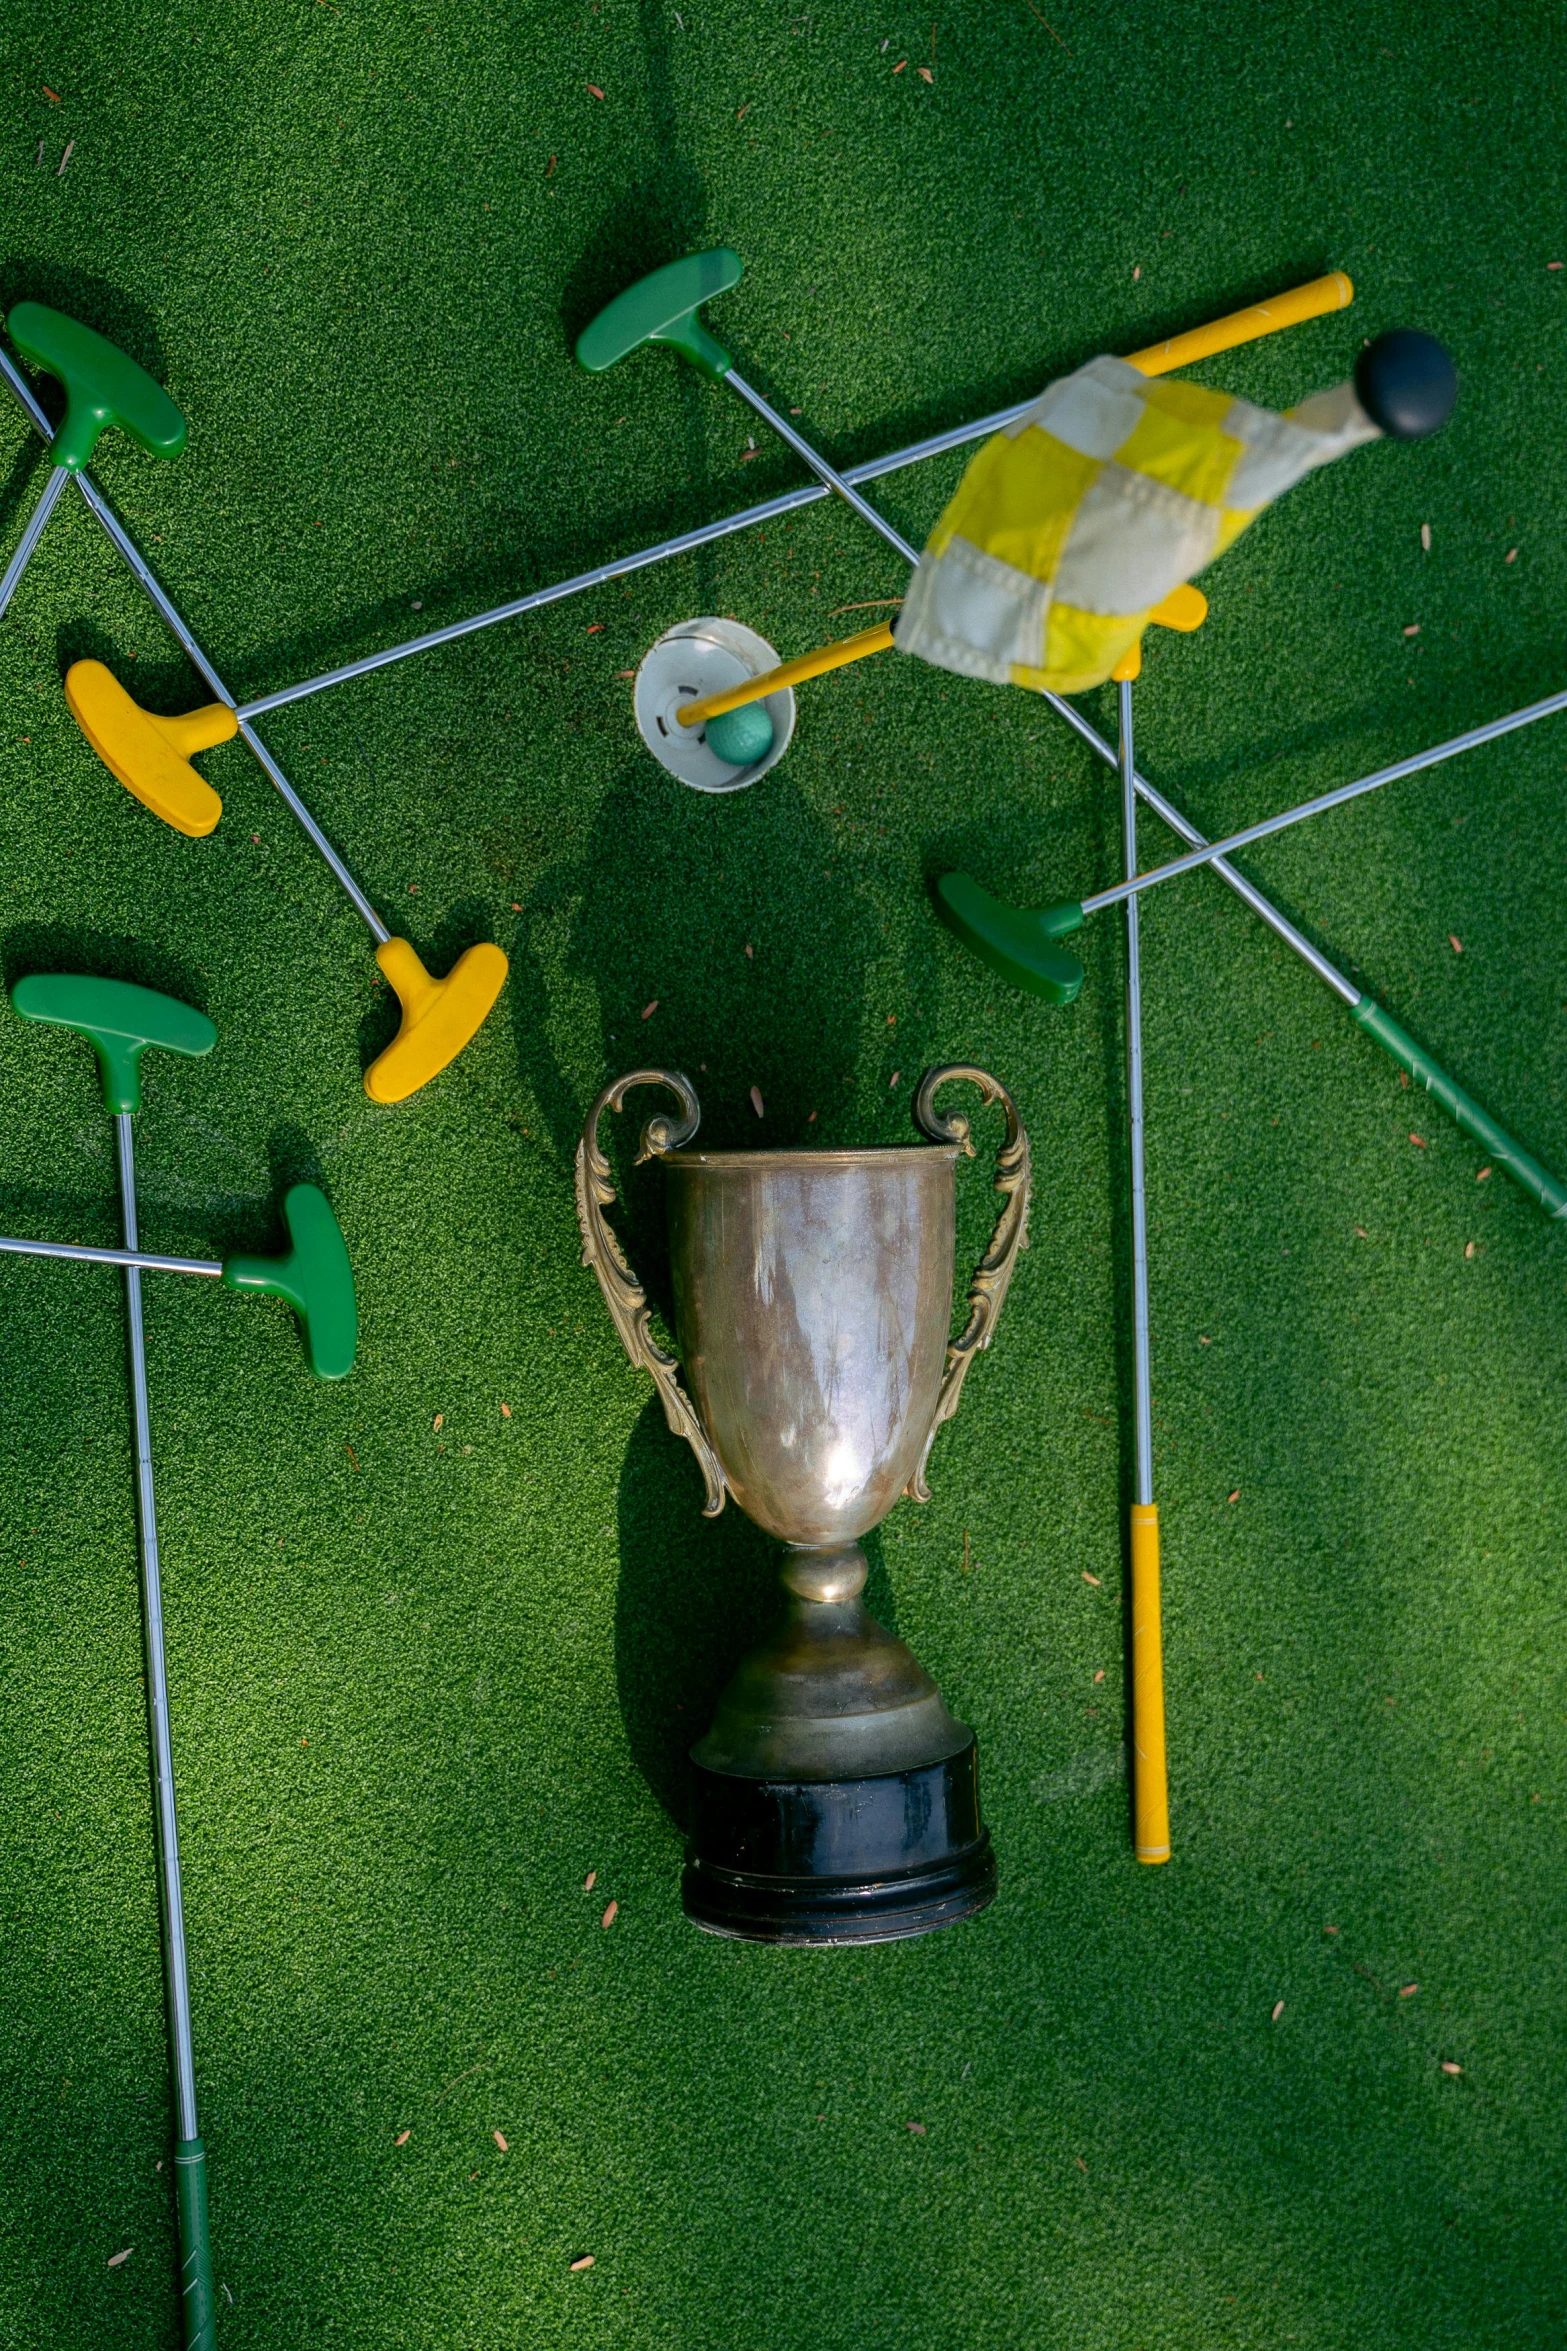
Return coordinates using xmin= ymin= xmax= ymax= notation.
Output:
xmin=1354 ymin=329 xmax=1458 ymax=441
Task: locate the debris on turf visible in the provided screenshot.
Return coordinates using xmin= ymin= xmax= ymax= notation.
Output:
xmin=570 ymin=2254 xmax=595 ymax=2270
xmin=601 ymin=1900 xmax=618 ymax=1928
xmin=1272 ymin=2001 xmax=1285 ymax=2021
xmin=395 ymin=2129 xmax=411 ymax=2145
xmin=494 ymin=2131 xmax=508 ymax=2150
xmin=108 ymin=2247 xmax=133 ymax=2268
xmin=585 ymin=1870 xmax=596 ymax=1890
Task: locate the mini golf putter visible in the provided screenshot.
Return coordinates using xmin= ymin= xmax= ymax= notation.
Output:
xmin=0 ymin=303 xmax=186 ymax=619
xmin=576 ymin=250 xmax=917 ymax=563
xmin=55 ymin=664 xmax=507 ymax=1102
xmin=3 ymin=971 xmax=355 ymax=2351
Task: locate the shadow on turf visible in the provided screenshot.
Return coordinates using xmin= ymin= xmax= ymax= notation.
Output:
xmin=2 ymin=920 xmax=208 ymax=1013
xmin=53 ymin=614 xmax=213 ymax=724
xmin=509 ymin=735 xmax=921 ymax=1821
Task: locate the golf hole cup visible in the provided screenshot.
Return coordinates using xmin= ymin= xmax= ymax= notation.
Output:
xmin=633 ymin=616 xmax=796 ymax=791
xmin=575 ymin=1064 xmax=1030 ymax=1944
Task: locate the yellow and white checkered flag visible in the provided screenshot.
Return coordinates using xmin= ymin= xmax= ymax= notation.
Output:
xmin=896 ymin=360 xmax=1378 ymax=695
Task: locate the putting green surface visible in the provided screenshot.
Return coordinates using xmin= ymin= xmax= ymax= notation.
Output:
xmin=0 ymin=4 xmax=1564 ymax=2344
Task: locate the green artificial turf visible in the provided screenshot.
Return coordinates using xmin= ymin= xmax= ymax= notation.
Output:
xmin=0 ymin=3 xmax=1564 ymax=2343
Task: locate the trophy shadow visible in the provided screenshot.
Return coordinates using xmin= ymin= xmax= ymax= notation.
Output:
xmin=613 ymin=1398 xmax=900 ymax=1828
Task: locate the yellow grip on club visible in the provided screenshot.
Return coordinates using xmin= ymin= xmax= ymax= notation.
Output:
xmin=1130 ymin=1501 xmax=1170 ymax=1863
xmin=63 ymin=659 xmax=235 ymax=838
xmin=1126 ymin=271 xmax=1354 ymax=379
xmin=364 ymin=936 xmax=509 ymax=1105
xmin=677 ymin=619 xmax=895 ymax=729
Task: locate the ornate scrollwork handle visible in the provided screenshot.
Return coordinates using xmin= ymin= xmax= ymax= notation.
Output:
xmin=905 ymin=1064 xmax=1032 ymax=1502
xmin=573 ymin=1068 xmax=727 ymax=1516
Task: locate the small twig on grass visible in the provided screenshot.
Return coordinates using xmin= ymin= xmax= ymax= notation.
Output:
xmin=1020 ymin=0 xmax=1071 ymax=50
xmin=57 ymin=139 xmax=75 ymax=175
xmin=827 ymin=596 xmax=904 ymax=614
xmin=435 ymin=2055 xmax=496 ymax=2104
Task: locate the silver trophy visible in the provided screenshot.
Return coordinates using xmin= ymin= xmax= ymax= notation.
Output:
xmin=576 ymin=1065 xmax=1029 ymax=1944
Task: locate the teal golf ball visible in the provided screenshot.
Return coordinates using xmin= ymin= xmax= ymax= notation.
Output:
xmin=704 ymin=699 xmax=775 ymax=768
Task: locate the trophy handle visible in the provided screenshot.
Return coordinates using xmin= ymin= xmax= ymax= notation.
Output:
xmin=574 ymin=1068 xmax=728 ymax=1517
xmin=905 ymin=1064 xmax=1032 ymax=1502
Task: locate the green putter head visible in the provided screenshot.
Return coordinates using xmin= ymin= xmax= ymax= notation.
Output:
xmin=933 ymin=873 xmax=1086 ymax=1005
xmin=575 ymin=249 xmax=743 ymax=385
xmin=7 ymin=302 xmax=187 ymax=472
xmin=10 ymin=972 xmax=215 ymax=1110
xmin=223 ymin=1184 xmax=357 ymax=1381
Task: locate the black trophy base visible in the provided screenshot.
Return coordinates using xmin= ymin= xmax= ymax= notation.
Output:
xmin=682 ymin=1737 xmax=996 ymax=1945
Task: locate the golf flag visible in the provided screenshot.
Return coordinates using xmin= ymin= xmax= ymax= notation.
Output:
xmin=897 ymin=359 xmax=1378 ymax=694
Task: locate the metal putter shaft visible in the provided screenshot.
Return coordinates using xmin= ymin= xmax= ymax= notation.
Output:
xmin=4 ymin=973 xmax=358 ymax=2351
xmin=1117 ymin=677 xmax=1169 ymax=1866
xmin=0 ymin=304 xmax=186 ymax=618
xmin=139 ymin=272 xmax=1347 ymax=726
xmin=0 ymin=336 xmax=508 ymax=1106
xmin=11 ymin=974 xmax=220 ymax=2351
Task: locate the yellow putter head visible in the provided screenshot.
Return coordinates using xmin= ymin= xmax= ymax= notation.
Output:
xmin=365 ymin=936 xmax=510 ymax=1104
xmin=1110 ymin=584 xmax=1209 ymax=682
xmin=63 ymin=660 xmax=235 ymax=838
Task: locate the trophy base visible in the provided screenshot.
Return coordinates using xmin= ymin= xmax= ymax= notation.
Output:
xmin=682 ymin=1738 xmax=997 ymax=1945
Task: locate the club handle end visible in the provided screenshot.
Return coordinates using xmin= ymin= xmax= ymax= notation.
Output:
xmin=1130 ymin=1501 xmax=1170 ymax=1864
xmin=174 ymin=2137 xmax=216 ymax=2351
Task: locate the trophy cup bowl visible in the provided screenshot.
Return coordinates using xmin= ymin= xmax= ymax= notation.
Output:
xmin=576 ymin=1065 xmax=1030 ymax=1945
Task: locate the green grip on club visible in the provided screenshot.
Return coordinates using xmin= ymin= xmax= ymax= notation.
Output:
xmin=1350 ymin=998 xmax=1567 ymax=1218
xmin=223 ymin=1183 xmax=358 ymax=1379
xmin=574 ymin=250 xmax=741 ymax=384
xmin=175 ymin=2137 xmax=215 ymax=2351
xmin=9 ymin=974 xmax=216 ymax=1111
xmin=6 ymin=302 xmax=187 ymax=473
xmin=933 ymin=872 xmax=1086 ymax=1004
